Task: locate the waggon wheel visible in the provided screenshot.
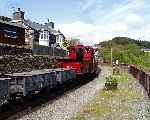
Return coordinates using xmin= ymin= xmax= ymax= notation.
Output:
xmin=45 ymin=87 xmax=51 ymax=95
xmin=8 ymin=94 xmax=16 ymax=103
xmin=26 ymin=92 xmax=33 ymax=100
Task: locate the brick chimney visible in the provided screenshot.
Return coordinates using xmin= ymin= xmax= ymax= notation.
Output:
xmin=45 ymin=19 xmax=55 ymax=29
xmin=49 ymin=22 xmax=54 ymax=29
xmin=13 ymin=8 xmax=25 ymax=20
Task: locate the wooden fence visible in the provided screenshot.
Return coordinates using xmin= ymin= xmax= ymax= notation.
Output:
xmin=130 ymin=65 xmax=150 ymax=97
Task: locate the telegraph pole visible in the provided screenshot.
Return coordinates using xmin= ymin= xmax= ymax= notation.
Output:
xmin=52 ymin=44 xmax=54 ymax=58
xmin=111 ymin=48 xmax=113 ymax=66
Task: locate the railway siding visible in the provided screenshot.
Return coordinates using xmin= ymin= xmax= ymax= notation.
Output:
xmin=11 ymin=66 xmax=111 ymax=120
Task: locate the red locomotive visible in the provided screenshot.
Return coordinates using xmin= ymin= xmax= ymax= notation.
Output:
xmin=58 ymin=45 xmax=98 ymax=75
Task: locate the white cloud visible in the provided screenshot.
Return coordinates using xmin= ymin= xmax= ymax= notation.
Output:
xmin=57 ymin=0 xmax=150 ymax=45
xmin=98 ymin=0 xmax=145 ymax=23
xmin=57 ymin=14 xmax=149 ymax=45
xmin=57 ymin=21 xmax=95 ymax=36
xmin=79 ymin=0 xmax=99 ymax=12
xmin=80 ymin=0 xmax=96 ymax=11
xmin=125 ymin=13 xmax=143 ymax=25
xmin=56 ymin=21 xmax=129 ymax=45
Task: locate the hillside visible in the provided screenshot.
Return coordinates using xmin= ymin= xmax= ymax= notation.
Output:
xmin=100 ymin=37 xmax=150 ymax=49
xmin=98 ymin=37 xmax=150 ymax=70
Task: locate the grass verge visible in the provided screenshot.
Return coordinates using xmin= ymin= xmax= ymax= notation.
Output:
xmin=73 ymin=69 xmax=144 ymax=120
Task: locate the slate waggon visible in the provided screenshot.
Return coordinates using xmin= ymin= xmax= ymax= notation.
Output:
xmin=0 ymin=68 xmax=76 ymax=102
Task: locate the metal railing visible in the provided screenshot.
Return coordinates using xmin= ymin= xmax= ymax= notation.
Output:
xmin=129 ymin=65 xmax=150 ymax=97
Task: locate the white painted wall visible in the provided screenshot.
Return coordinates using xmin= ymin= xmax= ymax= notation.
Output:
xmin=56 ymin=34 xmax=64 ymax=48
xmin=39 ymin=30 xmax=50 ymax=46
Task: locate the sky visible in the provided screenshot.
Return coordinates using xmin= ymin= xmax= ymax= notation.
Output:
xmin=0 ymin=0 xmax=150 ymax=45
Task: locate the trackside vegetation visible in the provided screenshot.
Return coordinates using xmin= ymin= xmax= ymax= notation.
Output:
xmin=73 ymin=70 xmax=149 ymax=120
xmin=98 ymin=37 xmax=150 ymax=70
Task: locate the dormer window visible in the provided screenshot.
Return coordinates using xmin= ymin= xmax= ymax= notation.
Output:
xmin=41 ymin=34 xmax=43 ymax=39
xmin=44 ymin=34 xmax=46 ymax=39
xmin=40 ymin=30 xmax=49 ymax=40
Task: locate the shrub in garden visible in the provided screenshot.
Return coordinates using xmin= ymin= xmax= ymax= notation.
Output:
xmin=104 ymin=75 xmax=118 ymax=90
xmin=113 ymin=66 xmax=120 ymax=75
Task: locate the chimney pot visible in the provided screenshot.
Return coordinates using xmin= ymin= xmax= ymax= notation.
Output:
xmin=18 ymin=8 xmax=21 ymax=11
xmin=13 ymin=8 xmax=24 ymax=20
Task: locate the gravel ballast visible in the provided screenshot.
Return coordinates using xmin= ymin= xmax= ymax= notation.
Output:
xmin=14 ymin=66 xmax=112 ymax=120
xmin=73 ymin=68 xmax=150 ymax=120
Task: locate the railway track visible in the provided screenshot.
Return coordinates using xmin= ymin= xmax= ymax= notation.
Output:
xmin=0 ymin=73 xmax=98 ymax=120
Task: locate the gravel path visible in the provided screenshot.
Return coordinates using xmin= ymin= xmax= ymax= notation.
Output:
xmin=124 ymin=74 xmax=150 ymax=120
xmin=15 ymin=66 xmax=112 ymax=120
xmin=72 ymin=68 xmax=150 ymax=120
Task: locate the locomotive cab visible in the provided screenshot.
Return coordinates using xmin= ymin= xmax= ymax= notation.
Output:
xmin=68 ymin=47 xmax=76 ymax=60
xmin=68 ymin=45 xmax=84 ymax=62
xmin=57 ymin=45 xmax=98 ymax=75
xmin=76 ymin=46 xmax=84 ymax=62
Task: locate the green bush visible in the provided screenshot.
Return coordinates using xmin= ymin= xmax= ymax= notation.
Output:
xmin=104 ymin=76 xmax=118 ymax=90
xmin=113 ymin=67 xmax=120 ymax=75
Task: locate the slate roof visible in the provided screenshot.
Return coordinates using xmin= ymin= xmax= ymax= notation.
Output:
xmin=0 ymin=20 xmax=25 ymax=29
xmin=24 ymin=19 xmax=58 ymax=34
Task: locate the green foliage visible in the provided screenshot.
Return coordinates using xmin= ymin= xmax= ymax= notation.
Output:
xmin=69 ymin=38 xmax=80 ymax=46
xmin=104 ymin=75 xmax=118 ymax=90
xmin=73 ymin=70 xmax=146 ymax=120
xmin=62 ymin=38 xmax=80 ymax=49
xmin=62 ymin=39 xmax=69 ymax=48
xmin=0 ymin=16 xmax=12 ymax=22
xmin=99 ymin=37 xmax=150 ymax=70
xmin=100 ymin=37 xmax=150 ymax=49
xmin=113 ymin=67 xmax=120 ymax=75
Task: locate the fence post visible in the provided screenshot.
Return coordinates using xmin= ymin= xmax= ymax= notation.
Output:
xmin=52 ymin=44 xmax=54 ymax=57
xmin=148 ymin=74 xmax=150 ymax=97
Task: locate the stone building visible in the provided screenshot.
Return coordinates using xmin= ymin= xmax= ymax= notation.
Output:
xmin=11 ymin=8 xmax=65 ymax=49
xmin=11 ymin=8 xmax=38 ymax=48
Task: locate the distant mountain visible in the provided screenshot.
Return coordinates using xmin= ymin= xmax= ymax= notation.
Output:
xmin=99 ymin=37 xmax=150 ymax=49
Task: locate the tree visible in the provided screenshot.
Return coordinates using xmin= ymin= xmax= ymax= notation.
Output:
xmin=62 ymin=38 xmax=81 ymax=48
xmin=0 ymin=16 xmax=12 ymax=22
xmin=62 ymin=39 xmax=70 ymax=48
xmin=98 ymin=37 xmax=150 ymax=70
xmin=69 ymin=38 xmax=80 ymax=46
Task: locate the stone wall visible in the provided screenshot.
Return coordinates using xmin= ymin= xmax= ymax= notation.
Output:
xmin=33 ymin=44 xmax=66 ymax=57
